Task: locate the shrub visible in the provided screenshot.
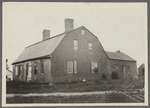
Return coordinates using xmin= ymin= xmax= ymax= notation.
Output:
xmin=101 ymin=73 xmax=107 ymax=80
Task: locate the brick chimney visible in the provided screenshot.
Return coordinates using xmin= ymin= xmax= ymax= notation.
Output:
xmin=65 ymin=18 xmax=74 ymax=32
xmin=116 ymin=50 xmax=120 ymax=53
xmin=43 ymin=29 xmax=50 ymax=40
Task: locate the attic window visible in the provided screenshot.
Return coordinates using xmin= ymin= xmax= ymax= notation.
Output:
xmin=88 ymin=42 xmax=92 ymax=51
xmin=81 ymin=30 xmax=84 ymax=35
xmin=40 ymin=60 xmax=44 ymax=73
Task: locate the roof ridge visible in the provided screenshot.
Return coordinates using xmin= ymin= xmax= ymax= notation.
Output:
xmin=106 ymin=51 xmax=136 ymax=61
xmin=26 ymin=32 xmax=66 ymax=48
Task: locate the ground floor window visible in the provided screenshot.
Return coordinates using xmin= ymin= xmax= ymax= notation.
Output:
xmin=34 ymin=62 xmax=38 ymax=74
xmin=18 ymin=65 xmax=23 ymax=76
xmin=67 ymin=60 xmax=77 ymax=74
xmin=91 ymin=61 xmax=98 ymax=74
xmin=40 ymin=60 xmax=44 ymax=73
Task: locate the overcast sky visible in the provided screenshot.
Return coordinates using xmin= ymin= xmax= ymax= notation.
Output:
xmin=3 ymin=2 xmax=147 ymax=77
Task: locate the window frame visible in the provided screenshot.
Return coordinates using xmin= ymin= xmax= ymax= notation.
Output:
xmin=67 ymin=60 xmax=78 ymax=74
xmin=73 ymin=40 xmax=78 ymax=51
xmin=34 ymin=61 xmax=38 ymax=75
xmin=18 ymin=65 xmax=23 ymax=76
xmin=88 ymin=42 xmax=92 ymax=51
xmin=81 ymin=29 xmax=85 ymax=35
xmin=91 ymin=61 xmax=98 ymax=74
xmin=40 ymin=60 xmax=44 ymax=74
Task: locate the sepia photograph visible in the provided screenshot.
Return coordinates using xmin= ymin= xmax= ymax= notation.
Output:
xmin=2 ymin=2 xmax=148 ymax=106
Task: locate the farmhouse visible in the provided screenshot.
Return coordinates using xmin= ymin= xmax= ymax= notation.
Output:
xmin=12 ymin=18 xmax=137 ymax=83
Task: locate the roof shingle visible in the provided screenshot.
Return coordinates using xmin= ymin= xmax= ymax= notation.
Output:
xmin=13 ymin=33 xmax=66 ymax=64
xmin=106 ymin=51 xmax=136 ymax=61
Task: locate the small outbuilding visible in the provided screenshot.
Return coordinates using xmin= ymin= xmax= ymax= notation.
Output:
xmin=138 ymin=64 xmax=145 ymax=78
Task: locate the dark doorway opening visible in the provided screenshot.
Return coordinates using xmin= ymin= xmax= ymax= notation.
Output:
xmin=111 ymin=72 xmax=119 ymax=79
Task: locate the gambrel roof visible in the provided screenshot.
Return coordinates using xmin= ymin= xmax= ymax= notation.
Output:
xmin=12 ymin=26 xmax=136 ymax=64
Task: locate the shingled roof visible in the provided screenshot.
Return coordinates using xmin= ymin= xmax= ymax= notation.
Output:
xmin=12 ymin=33 xmax=66 ymax=64
xmin=106 ymin=51 xmax=136 ymax=62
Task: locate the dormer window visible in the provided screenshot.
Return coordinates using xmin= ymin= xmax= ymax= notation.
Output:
xmin=88 ymin=42 xmax=92 ymax=51
xmin=74 ymin=40 xmax=78 ymax=51
xmin=81 ymin=30 xmax=84 ymax=35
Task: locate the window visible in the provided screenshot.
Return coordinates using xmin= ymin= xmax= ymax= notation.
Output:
xmin=91 ymin=61 xmax=98 ymax=74
xmin=123 ymin=66 xmax=126 ymax=79
xmin=26 ymin=64 xmax=28 ymax=75
xmin=81 ymin=30 xmax=84 ymax=35
xmin=34 ymin=62 xmax=38 ymax=74
xmin=18 ymin=65 xmax=23 ymax=76
xmin=67 ymin=61 xmax=73 ymax=74
xmin=67 ymin=61 xmax=78 ymax=74
xmin=74 ymin=40 xmax=78 ymax=51
xmin=40 ymin=60 xmax=44 ymax=73
xmin=127 ymin=66 xmax=130 ymax=74
xmin=15 ymin=66 xmax=18 ymax=75
xmin=88 ymin=42 xmax=92 ymax=51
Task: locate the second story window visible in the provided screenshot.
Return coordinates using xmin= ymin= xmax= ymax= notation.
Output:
xmin=81 ymin=30 xmax=85 ymax=35
xmin=74 ymin=40 xmax=78 ymax=51
xmin=88 ymin=42 xmax=92 ymax=51
xmin=40 ymin=60 xmax=44 ymax=73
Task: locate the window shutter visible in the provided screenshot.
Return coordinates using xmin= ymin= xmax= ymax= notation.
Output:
xmin=74 ymin=61 xmax=77 ymax=74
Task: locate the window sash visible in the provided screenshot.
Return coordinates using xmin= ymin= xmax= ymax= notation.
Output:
xmin=91 ymin=62 xmax=98 ymax=74
xmin=15 ymin=66 xmax=18 ymax=75
xmin=34 ymin=62 xmax=38 ymax=74
xmin=67 ymin=61 xmax=73 ymax=74
xmin=74 ymin=40 xmax=78 ymax=51
xmin=88 ymin=43 xmax=92 ymax=51
xmin=40 ymin=60 xmax=44 ymax=73
xmin=81 ymin=30 xmax=84 ymax=35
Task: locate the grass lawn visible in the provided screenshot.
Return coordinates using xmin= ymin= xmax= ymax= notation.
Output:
xmin=6 ymin=78 xmax=144 ymax=94
xmin=7 ymin=80 xmax=116 ymax=94
xmin=6 ymin=92 xmax=137 ymax=103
